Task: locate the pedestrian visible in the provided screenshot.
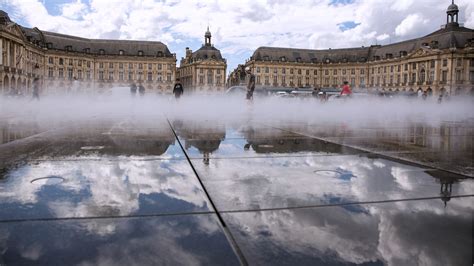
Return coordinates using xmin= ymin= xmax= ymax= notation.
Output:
xmin=417 ymin=88 xmax=423 ymax=98
xmin=245 ymin=67 xmax=255 ymax=100
xmin=340 ymin=81 xmax=352 ymax=96
xmin=32 ymin=77 xmax=40 ymax=100
xmin=138 ymin=83 xmax=145 ymax=96
xmin=173 ymin=78 xmax=184 ymax=99
xmin=130 ymin=83 xmax=137 ymax=96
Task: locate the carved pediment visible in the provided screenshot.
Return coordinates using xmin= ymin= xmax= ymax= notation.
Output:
xmin=1 ymin=23 xmax=25 ymax=40
xmin=406 ymin=47 xmax=439 ymax=59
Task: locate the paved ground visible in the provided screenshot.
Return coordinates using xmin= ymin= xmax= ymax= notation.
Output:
xmin=0 ymin=115 xmax=472 ymax=265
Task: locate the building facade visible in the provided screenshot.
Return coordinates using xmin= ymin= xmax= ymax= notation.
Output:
xmin=232 ymin=3 xmax=473 ymax=95
xmin=177 ymin=28 xmax=227 ymax=92
xmin=0 ymin=10 xmax=176 ymax=95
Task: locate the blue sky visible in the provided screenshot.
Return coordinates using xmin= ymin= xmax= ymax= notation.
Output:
xmin=1 ymin=0 xmax=473 ymax=74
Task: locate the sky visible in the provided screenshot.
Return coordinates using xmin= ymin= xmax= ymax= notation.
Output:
xmin=1 ymin=0 xmax=473 ymax=74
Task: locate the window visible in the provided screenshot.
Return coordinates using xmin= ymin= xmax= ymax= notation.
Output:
xmin=456 ymin=59 xmax=462 ymax=67
xmin=274 ymin=68 xmax=277 ymax=74
xmin=200 ymin=68 xmax=204 ymax=74
xmin=442 ymin=59 xmax=447 ymax=67
xmin=456 ymin=70 xmax=462 ymax=81
xmin=265 ymin=67 xmax=269 ymax=73
xmin=157 ymin=64 xmax=162 ymax=70
xmin=298 ymin=69 xmax=302 ymax=75
xmin=109 ymin=62 xmax=113 ymax=68
xmin=333 ymin=69 xmax=337 ymax=75
xmin=360 ymin=69 xmax=365 ymax=75
xmin=411 ymin=73 xmax=416 ymax=82
xmin=470 ymin=71 xmax=474 ymax=82
xmin=441 ymin=71 xmax=447 ymax=81
xmin=119 ymin=63 xmax=123 ymax=69
xmin=257 ymin=67 xmax=260 ymax=73
xmin=147 ymin=72 xmax=152 ymax=81
xmin=290 ymin=69 xmax=294 ymax=74
xmin=59 ymin=68 xmax=64 ymax=78
xmin=148 ymin=64 xmax=152 ymax=70
xmin=139 ymin=63 xmax=143 ymax=69
xmin=86 ymin=71 xmax=91 ymax=80
xmin=59 ymin=58 xmax=64 ymax=65
xmin=87 ymin=61 xmax=91 ymax=68
xmin=412 ymin=63 xmax=416 ymax=70
xmin=430 ymin=60 xmax=435 ymax=68
xmin=351 ymin=78 xmax=355 ymax=86
xmin=397 ymin=65 xmax=401 ymax=72
xmin=282 ymin=76 xmax=286 ymax=85
xmin=403 ymin=73 xmax=408 ymax=84
xmin=99 ymin=62 xmax=104 ymax=68
xmin=119 ymin=72 xmax=124 ymax=81
xmin=342 ymin=69 xmax=346 ymax=75
xmin=257 ymin=76 xmax=261 ymax=85
xmin=69 ymin=59 xmax=73 ymax=66
xmin=384 ymin=66 xmax=387 ymax=73
xmin=78 ymin=60 xmax=82 ymax=67
xmin=265 ymin=76 xmax=269 ymax=85
xmin=157 ymin=51 xmax=163 ymax=57
xmin=167 ymin=73 xmax=171 ymax=81
xmin=390 ymin=66 xmax=393 ymax=73
xmin=128 ymin=71 xmax=133 ymax=80
xmin=404 ymin=64 xmax=408 ymax=71
xmin=360 ymin=77 xmax=365 ymax=86
xmin=273 ymin=76 xmax=278 ymax=84
xmin=282 ymin=68 xmax=286 ymax=74
xmin=314 ymin=70 xmax=317 ymax=75
xmin=217 ymin=69 xmax=221 ymax=74
xmin=138 ymin=50 xmax=144 ymax=56
xmin=99 ymin=71 xmax=104 ymax=80
xmin=199 ymin=76 xmax=204 ymax=84
xmin=325 ymin=70 xmax=329 ymax=75
xmin=109 ymin=71 xmax=113 ymax=80
xmin=99 ymin=49 xmax=105 ymax=55
xmin=48 ymin=57 xmax=53 ymax=64
xmin=48 ymin=67 xmax=53 ymax=77
xmin=119 ymin=50 xmax=124 ymax=55
xmin=129 ymin=63 xmax=133 ymax=69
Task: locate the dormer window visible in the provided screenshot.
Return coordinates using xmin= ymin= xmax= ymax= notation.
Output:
xmin=65 ymin=45 xmax=72 ymax=51
xmin=157 ymin=51 xmax=163 ymax=57
xmin=263 ymin=56 xmax=270 ymax=61
xmin=280 ymin=56 xmax=286 ymax=62
xmin=374 ymin=56 xmax=380 ymax=61
xmin=138 ymin=50 xmax=144 ymax=56
xmin=84 ymin=48 xmax=90 ymax=54
xmin=325 ymin=58 xmax=331 ymax=63
xmin=386 ymin=53 xmax=393 ymax=59
xmin=296 ymin=57 xmax=302 ymax=62
xmin=47 ymin=43 xmax=53 ymax=49
xmin=399 ymin=51 xmax=407 ymax=57
xmin=430 ymin=41 xmax=439 ymax=48
xmin=119 ymin=50 xmax=124 ymax=55
xmin=342 ymin=58 xmax=348 ymax=63
xmin=311 ymin=58 xmax=318 ymax=63
xmin=99 ymin=49 xmax=105 ymax=55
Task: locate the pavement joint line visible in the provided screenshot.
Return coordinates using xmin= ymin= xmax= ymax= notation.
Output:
xmin=165 ymin=117 xmax=249 ymax=266
xmin=1 ymin=195 xmax=472 ymax=224
xmin=219 ymin=194 xmax=474 ymax=214
xmin=0 ymin=211 xmax=215 ymax=224
xmin=267 ymin=125 xmax=474 ymax=178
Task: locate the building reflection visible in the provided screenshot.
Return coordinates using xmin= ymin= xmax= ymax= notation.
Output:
xmin=173 ymin=120 xmax=225 ymax=165
xmin=0 ymin=120 xmax=41 ymax=144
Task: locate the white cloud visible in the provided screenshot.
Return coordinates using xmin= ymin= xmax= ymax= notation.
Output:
xmin=395 ymin=13 xmax=429 ymax=37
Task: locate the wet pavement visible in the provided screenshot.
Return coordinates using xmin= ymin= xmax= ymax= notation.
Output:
xmin=0 ymin=116 xmax=472 ymax=265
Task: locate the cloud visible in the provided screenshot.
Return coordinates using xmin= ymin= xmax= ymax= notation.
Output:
xmin=395 ymin=13 xmax=429 ymax=37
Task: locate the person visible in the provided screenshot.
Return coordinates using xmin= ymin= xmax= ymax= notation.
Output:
xmin=312 ymin=87 xmax=320 ymax=98
xmin=130 ymin=83 xmax=137 ymax=96
xmin=138 ymin=83 xmax=145 ymax=96
xmin=173 ymin=78 xmax=184 ymax=99
xmin=417 ymin=88 xmax=423 ymax=98
xmin=32 ymin=77 xmax=40 ymax=100
xmin=340 ymin=81 xmax=352 ymax=96
xmin=245 ymin=67 xmax=255 ymax=100
xmin=426 ymin=87 xmax=433 ymax=97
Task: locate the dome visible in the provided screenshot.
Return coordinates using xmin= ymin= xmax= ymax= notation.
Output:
xmin=447 ymin=3 xmax=458 ymax=12
xmin=192 ymin=45 xmax=223 ymax=61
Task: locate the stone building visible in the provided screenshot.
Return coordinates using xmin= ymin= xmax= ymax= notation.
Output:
xmin=177 ymin=28 xmax=227 ymax=92
xmin=233 ymin=2 xmax=473 ymax=95
xmin=0 ymin=10 xmax=176 ymax=95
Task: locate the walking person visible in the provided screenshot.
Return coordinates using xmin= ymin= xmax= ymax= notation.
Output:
xmin=138 ymin=83 xmax=145 ymax=96
xmin=245 ymin=67 xmax=255 ymax=101
xmin=173 ymin=78 xmax=184 ymax=99
xmin=340 ymin=81 xmax=352 ymax=97
xmin=130 ymin=83 xmax=137 ymax=96
xmin=32 ymin=77 xmax=40 ymax=100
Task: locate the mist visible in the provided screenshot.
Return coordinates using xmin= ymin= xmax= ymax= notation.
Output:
xmin=1 ymin=92 xmax=473 ymax=131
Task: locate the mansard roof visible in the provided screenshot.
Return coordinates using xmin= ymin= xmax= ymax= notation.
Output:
xmin=14 ymin=22 xmax=173 ymax=57
xmin=251 ymin=25 xmax=473 ymax=63
xmin=191 ymin=45 xmax=224 ymax=61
